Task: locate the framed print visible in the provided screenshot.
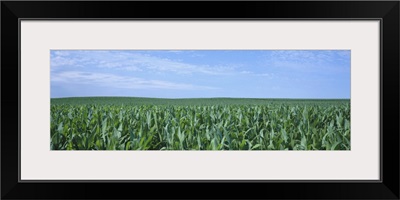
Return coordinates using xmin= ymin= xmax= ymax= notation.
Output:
xmin=2 ymin=1 xmax=399 ymax=200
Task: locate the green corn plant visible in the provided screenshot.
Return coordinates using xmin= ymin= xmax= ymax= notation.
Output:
xmin=50 ymin=98 xmax=350 ymax=150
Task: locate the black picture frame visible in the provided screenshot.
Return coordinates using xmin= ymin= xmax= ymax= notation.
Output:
xmin=2 ymin=1 xmax=399 ymax=199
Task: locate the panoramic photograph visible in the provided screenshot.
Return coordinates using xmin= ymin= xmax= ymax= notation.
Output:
xmin=50 ymin=50 xmax=350 ymax=150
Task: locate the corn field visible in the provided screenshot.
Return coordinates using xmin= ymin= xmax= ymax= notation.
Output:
xmin=50 ymin=97 xmax=350 ymax=150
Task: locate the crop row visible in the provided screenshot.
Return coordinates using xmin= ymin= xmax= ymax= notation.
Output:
xmin=50 ymin=104 xmax=350 ymax=150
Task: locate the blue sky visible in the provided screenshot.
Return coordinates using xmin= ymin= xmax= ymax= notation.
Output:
xmin=50 ymin=50 xmax=350 ymax=99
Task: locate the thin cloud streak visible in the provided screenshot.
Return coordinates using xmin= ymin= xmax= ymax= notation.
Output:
xmin=51 ymin=51 xmax=236 ymax=76
xmin=51 ymin=71 xmax=219 ymax=90
xmin=263 ymin=50 xmax=350 ymax=73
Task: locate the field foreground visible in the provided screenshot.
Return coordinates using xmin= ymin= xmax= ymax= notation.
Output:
xmin=51 ymin=97 xmax=350 ymax=150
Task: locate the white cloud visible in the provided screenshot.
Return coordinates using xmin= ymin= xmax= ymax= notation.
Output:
xmin=51 ymin=55 xmax=79 ymax=67
xmin=53 ymin=51 xmax=70 ymax=56
xmin=50 ymin=50 xmax=237 ymax=76
xmin=264 ymin=50 xmax=350 ymax=73
xmin=256 ymin=73 xmax=274 ymax=77
xmin=238 ymin=71 xmax=274 ymax=79
xmin=166 ymin=50 xmax=183 ymax=53
xmin=51 ymin=71 xmax=219 ymax=90
xmin=125 ymin=53 xmax=235 ymax=75
xmin=51 ymin=51 xmax=91 ymax=68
